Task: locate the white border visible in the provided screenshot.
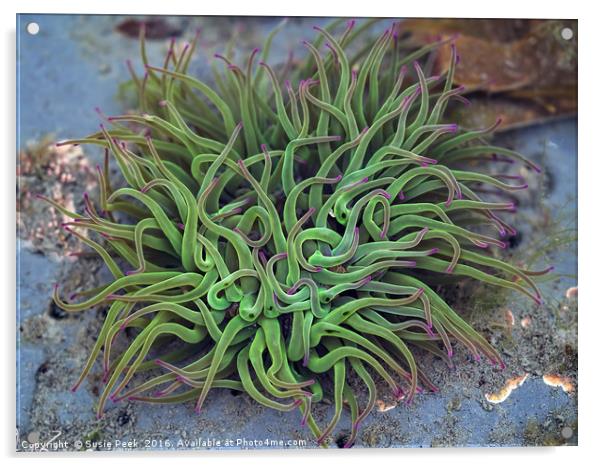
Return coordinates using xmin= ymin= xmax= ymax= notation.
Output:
xmin=2 ymin=1 xmax=599 ymax=465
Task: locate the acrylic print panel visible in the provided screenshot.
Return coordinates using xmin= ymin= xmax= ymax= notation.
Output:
xmin=16 ymin=15 xmax=578 ymax=451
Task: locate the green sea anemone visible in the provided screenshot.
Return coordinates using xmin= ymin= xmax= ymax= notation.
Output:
xmin=43 ymin=19 xmax=550 ymax=447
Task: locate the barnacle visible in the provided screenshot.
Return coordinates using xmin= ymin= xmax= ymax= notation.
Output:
xmin=44 ymin=19 xmax=550 ymax=447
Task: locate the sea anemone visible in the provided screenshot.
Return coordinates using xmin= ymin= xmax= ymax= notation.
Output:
xmin=43 ymin=19 xmax=550 ymax=447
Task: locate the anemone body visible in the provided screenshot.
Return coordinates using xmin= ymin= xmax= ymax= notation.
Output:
xmin=49 ymin=19 xmax=547 ymax=447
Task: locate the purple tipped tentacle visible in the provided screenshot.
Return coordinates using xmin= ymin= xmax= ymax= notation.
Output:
xmin=446 ymin=123 xmax=458 ymax=133
xmin=70 ymin=381 xmax=81 ymax=393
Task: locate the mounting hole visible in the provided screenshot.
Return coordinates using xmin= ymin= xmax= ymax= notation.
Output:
xmin=561 ymin=27 xmax=573 ymax=41
xmin=561 ymin=426 xmax=573 ymax=439
xmin=26 ymin=22 xmax=40 ymax=35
